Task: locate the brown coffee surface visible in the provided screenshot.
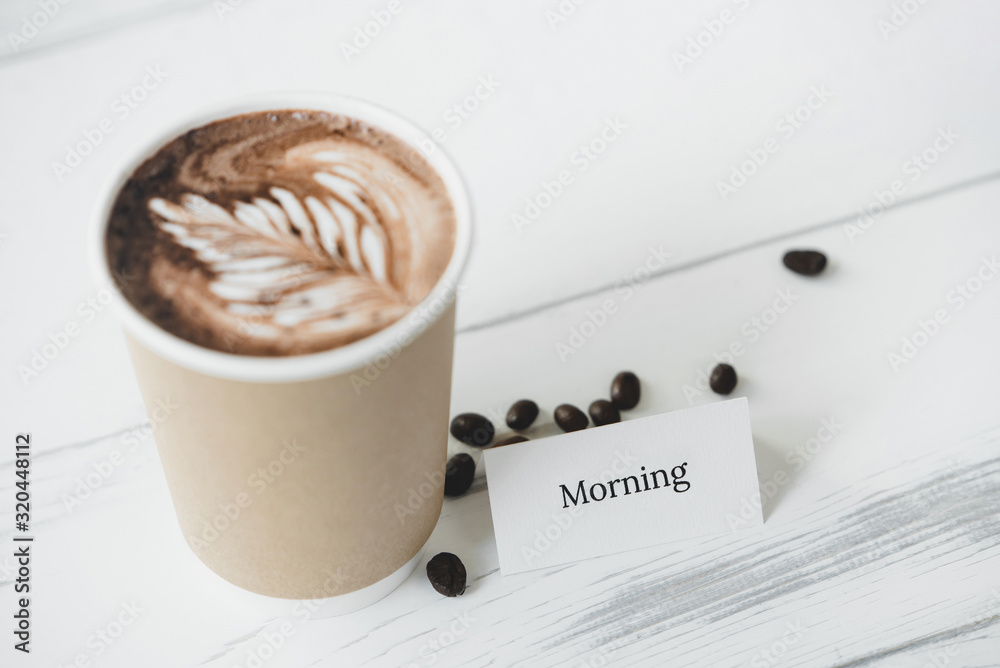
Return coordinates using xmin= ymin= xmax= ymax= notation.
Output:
xmin=106 ymin=109 xmax=456 ymax=356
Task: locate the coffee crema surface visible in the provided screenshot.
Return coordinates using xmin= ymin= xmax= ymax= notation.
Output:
xmin=105 ymin=110 xmax=457 ymax=356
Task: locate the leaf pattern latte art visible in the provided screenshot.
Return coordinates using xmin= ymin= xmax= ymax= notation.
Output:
xmin=149 ymin=156 xmax=415 ymax=337
xmin=107 ymin=110 xmax=456 ymax=356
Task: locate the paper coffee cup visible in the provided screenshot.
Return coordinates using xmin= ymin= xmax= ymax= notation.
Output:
xmin=89 ymin=93 xmax=472 ymax=611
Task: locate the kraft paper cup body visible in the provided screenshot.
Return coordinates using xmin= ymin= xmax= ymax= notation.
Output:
xmin=90 ymin=93 xmax=472 ymax=610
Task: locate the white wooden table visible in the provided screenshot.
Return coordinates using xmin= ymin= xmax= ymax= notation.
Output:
xmin=2 ymin=1 xmax=1000 ymax=666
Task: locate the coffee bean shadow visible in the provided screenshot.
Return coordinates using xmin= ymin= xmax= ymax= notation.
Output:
xmin=486 ymin=407 xmax=565 ymax=450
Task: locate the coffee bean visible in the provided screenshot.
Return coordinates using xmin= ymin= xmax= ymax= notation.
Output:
xmin=588 ymin=399 xmax=621 ymax=426
xmin=783 ymin=250 xmax=827 ymax=276
xmin=426 ymin=552 xmax=467 ymax=597
xmin=554 ymin=404 xmax=589 ymax=432
xmin=494 ymin=435 xmax=529 ymax=447
xmin=506 ymin=399 xmax=539 ymax=430
xmin=444 ymin=453 xmax=476 ymax=497
xmin=710 ymin=363 xmax=738 ymax=395
xmin=610 ymin=371 xmax=640 ymax=410
xmin=450 ymin=413 xmax=494 ymax=447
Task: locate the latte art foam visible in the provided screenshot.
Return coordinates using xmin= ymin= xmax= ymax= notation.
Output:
xmin=105 ymin=110 xmax=457 ymax=356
